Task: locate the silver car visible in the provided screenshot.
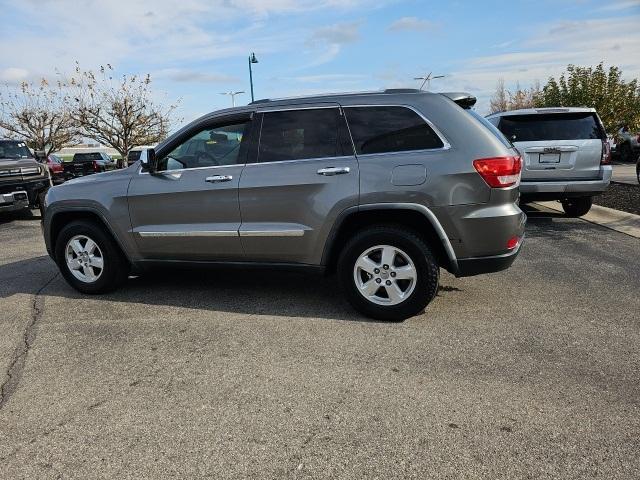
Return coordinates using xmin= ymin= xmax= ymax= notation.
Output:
xmin=43 ymin=89 xmax=526 ymax=321
xmin=487 ymin=107 xmax=612 ymax=216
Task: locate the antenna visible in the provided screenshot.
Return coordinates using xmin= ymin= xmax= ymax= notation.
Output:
xmin=413 ymin=72 xmax=446 ymax=90
xmin=220 ymin=91 xmax=245 ymax=107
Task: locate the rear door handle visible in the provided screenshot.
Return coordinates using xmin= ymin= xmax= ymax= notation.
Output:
xmin=317 ymin=167 xmax=350 ymax=176
xmin=205 ymin=175 xmax=233 ymax=183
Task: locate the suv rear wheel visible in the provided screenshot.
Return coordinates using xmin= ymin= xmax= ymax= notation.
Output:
xmin=561 ymin=196 xmax=592 ymax=217
xmin=338 ymin=226 xmax=439 ymax=321
xmin=55 ymin=220 xmax=129 ymax=294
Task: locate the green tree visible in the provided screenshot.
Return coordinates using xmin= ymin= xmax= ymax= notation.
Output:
xmin=535 ymin=63 xmax=640 ymax=134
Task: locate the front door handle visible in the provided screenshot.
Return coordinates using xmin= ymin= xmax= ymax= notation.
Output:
xmin=317 ymin=167 xmax=350 ymax=176
xmin=205 ymin=175 xmax=233 ymax=183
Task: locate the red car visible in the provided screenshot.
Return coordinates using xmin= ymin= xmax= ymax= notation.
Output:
xmin=46 ymin=154 xmax=65 ymax=183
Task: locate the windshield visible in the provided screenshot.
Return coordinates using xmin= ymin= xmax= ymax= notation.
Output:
xmin=0 ymin=141 xmax=32 ymax=159
xmin=74 ymin=152 xmax=103 ymax=162
xmin=497 ymin=113 xmax=605 ymax=142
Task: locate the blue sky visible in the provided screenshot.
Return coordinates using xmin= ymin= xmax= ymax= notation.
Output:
xmin=0 ymin=0 xmax=639 ymax=124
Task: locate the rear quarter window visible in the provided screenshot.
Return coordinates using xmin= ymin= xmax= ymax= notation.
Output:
xmin=344 ymin=106 xmax=444 ymax=155
xmin=497 ymin=113 xmax=605 ymax=142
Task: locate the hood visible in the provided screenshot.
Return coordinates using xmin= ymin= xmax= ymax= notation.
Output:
xmin=0 ymin=157 xmax=40 ymax=170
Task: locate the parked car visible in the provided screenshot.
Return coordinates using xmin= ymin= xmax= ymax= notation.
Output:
xmin=0 ymin=139 xmax=51 ymax=214
xmin=63 ymin=152 xmax=116 ymax=179
xmin=636 ymin=153 xmax=640 ymax=184
xmin=487 ymin=107 xmax=612 ymax=217
xmin=43 ymin=89 xmax=525 ymax=321
xmin=617 ymin=125 xmax=640 ymax=163
xmin=45 ymin=154 xmax=65 ymax=184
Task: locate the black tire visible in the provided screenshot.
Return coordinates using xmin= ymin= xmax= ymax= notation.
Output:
xmin=561 ymin=196 xmax=592 ymax=217
xmin=337 ymin=225 xmax=439 ymax=321
xmin=55 ymin=220 xmax=129 ymax=294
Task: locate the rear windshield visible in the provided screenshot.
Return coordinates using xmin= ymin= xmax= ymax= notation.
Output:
xmin=497 ymin=113 xmax=605 ymax=142
xmin=74 ymin=152 xmax=103 ymax=161
xmin=467 ymin=110 xmax=513 ymax=149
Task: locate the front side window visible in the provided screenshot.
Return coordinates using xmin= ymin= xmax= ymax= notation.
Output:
xmin=344 ymin=106 xmax=444 ymax=155
xmin=258 ymin=108 xmax=347 ymax=163
xmin=157 ymin=122 xmax=249 ymax=171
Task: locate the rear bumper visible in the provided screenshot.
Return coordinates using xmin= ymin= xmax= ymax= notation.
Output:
xmin=520 ymin=166 xmax=612 ymax=199
xmin=455 ymin=236 xmax=524 ymax=277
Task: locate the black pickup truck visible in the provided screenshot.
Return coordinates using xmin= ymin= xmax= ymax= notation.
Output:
xmin=63 ymin=152 xmax=116 ymax=179
xmin=0 ymin=139 xmax=51 ymax=214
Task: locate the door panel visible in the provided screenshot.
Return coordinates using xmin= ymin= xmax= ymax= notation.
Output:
xmin=238 ymin=157 xmax=358 ymax=264
xmin=128 ymin=165 xmax=244 ymax=260
xmin=238 ymin=106 xmax=358 ymax=265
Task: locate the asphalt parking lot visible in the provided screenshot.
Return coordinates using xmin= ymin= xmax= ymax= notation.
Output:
xmin=0 ymin=207 xmax=639 ymax=479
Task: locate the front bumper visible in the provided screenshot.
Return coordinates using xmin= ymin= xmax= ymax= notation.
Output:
xmin=455 ymin=236 xmax=524 ymax=277
xmin=0 ymin=190 xmax=30 ymax=213
xmin=0 ymin=177 xmax=50 ymax=206
xmin=520 ymin=166 xmax=612 ymax=199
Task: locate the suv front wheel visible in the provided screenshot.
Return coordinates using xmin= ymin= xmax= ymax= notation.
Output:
xmin=55 ymin=220 xmax=129 ymax=294
xmin=338 ymin=226 xmax=439 ymax=321
xmin=561 ymin=196 xmax=592 ymax=217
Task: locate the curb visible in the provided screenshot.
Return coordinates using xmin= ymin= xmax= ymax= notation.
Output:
xmin=534 ymin=201 xmax=640 ymax=239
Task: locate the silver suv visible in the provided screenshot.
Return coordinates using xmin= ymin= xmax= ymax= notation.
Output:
xmin=487 ymin=107 xmax=612 ymax=217
xmin=43 ymin=90 xmax=525 ymax=321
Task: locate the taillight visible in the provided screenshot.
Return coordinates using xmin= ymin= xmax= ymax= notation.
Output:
xmin=473 ymin=156 xmax=522 ymax=188
xmin=93 ymin=160 xmax=100 ymax=172
xmin=506 ymin=235 xmax=520 ymax=250
xmin=601 ymin=140 xmax=611 ymax=165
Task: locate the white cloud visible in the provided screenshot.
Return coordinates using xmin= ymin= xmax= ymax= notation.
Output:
xmin=387 ymin=16 xmax=435 ymax=32
xmin=0 ymin=67 xmax=30 ymax=84
xmin=443 ymin=15 xmax=640 ymax=113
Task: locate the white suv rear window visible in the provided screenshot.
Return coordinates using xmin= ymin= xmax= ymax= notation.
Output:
xmin=497 ymin=113 xmax=605 ymax=142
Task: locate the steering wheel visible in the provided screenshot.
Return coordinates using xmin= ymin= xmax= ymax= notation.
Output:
xmin=195 ymin=151 xmax=219 ymax=167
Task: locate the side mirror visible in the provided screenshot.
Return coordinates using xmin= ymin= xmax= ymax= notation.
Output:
xmin=34 ymin=150 xmax=47 ymax=162
xmin=139 ymin=148 xmax=157 ymax=173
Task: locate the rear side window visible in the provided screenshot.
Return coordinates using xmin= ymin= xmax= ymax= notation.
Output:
xmin=468 ymin=110 xmax=513 ymax=148
xmin=258 ymin=108 xmax=348 ymax=163
xmin=497 ymin=113 xmax=605 ymax=142
xmin=344 ymin=106 xmax=444 ymax=155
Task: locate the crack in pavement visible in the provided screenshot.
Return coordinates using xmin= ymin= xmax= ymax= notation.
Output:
xmin=0 ymin=272 xmax=59 ymax=411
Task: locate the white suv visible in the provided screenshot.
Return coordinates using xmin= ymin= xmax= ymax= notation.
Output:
xmin=487 ymin=107 xmax=612 ymax=217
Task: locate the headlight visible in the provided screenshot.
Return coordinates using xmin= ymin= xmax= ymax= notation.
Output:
xmin=20 ymin=166 xmax=41 ymax=175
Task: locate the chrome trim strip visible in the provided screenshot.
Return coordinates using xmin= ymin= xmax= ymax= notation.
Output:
xmin=342 ymin=104 xmax=452 ymax=151
xmin=138 ymin=231 xmax=238 ymax=237
xmin=138 ymin=164 xmax=243 ymax=175
xmin=244 ymin=155 xmax=354 ymax=167
xmin=239 ymin=229 xmax=305 ymax=237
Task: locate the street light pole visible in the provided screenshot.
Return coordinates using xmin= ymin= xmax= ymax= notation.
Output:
xmin=220 ymin=91 xmax=245 ymax=107
xmin=248 ymin=52 xmax=258 ymax=102
xmin=414 ymin=72 xmax=445 ymax=90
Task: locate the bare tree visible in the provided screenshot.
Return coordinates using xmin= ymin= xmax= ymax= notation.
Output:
xmin=489 ymin=78 xmax=508 ymax=113
xmin=490 ymin=79 xmax=542 ymax=113
xmin=71 ymin=64 xmax=178 ymax=167
xmin=0 ymin=78 xmax=79 ymax=155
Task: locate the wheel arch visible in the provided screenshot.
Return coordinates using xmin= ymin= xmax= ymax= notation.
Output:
xmin=47 ymin=207 xmax=132 ymax=264
xmin=322 ymin=203 xmax=458 ymax=274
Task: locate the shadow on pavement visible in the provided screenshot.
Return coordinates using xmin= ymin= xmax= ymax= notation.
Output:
xmin=0 ymin=205 xmax=593 ymax=322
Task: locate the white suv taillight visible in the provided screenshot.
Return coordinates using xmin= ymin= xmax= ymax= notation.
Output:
xmin=473 ymin=156 xmax=522 ymax=188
